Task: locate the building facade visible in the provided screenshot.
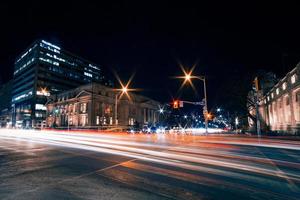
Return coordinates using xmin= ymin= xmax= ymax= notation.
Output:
xmin=12 ymin=40 xmax=112 ymax=128
xmin=46 ymin=83 xmax=161 ymax=129
xmin=259 ymin=63 xmax=300 ymax=134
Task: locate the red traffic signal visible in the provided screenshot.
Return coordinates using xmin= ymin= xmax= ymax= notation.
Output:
xmin=172 ymin=100 xmax=183 ymax=109
xmin=173 ymin=100 xmax=179 ymax=109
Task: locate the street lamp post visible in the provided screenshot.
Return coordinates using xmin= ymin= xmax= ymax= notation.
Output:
xmin=177 ymin=67 xmax=209 ymax=134
xmin=186 ymin=75 xmax=208 ymax=134
xmin=114 ymin=86 xmax=128 ymax=126
xmin=115 ymin=93 xmax=118 ymax=125
xmin=201 ymin=76 xmax=208 ymax=135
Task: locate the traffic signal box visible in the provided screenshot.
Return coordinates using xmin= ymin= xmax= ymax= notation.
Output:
xmin=173 ymin=100 xmax=179 ymax=109
xmin=172 ymin=100 xmax=183 ymax=109
xmin=253 ymin=77 xmax=260 ymax=91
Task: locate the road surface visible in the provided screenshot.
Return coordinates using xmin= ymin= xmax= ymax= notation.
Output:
xmin=0 ymin=129 xmax=299 ymax=200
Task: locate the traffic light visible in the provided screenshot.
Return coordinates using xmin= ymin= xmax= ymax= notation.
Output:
xmin=173 ymin=100 xmax=179 ymax=109
xmin=253 ymin=77 xmax=260 ymax=91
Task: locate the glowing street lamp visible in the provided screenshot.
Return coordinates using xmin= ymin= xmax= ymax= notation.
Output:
xmin=113 ymin=73 xmax=139 ymax=126
xmin=176 ymin=65 xmax=209 ymax=134
xmin=122 ymin=86 xmax=128 ymax=93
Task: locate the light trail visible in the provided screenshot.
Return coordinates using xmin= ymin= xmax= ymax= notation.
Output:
xmin=0 ymin=129 xmax=300 ymax=186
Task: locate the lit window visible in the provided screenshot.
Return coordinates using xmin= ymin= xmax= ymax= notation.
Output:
xmin=271 ymin=92 xmax=274 ymax=98
xmin=89 ymin=64 xmax=100 ymax=70
xmin=291 ymin=74 xmax=297 ymax=84
xmin=41 ymin=40 xmax=60 ymax=50
xmin=80 ymin=103 xmax=87 ymax=113
xmin=84 ymin=72 xmax=93 ymax=77
xmin=14 ymin=58 xmax=35 ymax=75
xmin=12 ymin=91 xmax=33 ymax=102
xmin=267 ymin=96 xmax=270 ymax=101
xmin=282 ymin=82 xmax=287 ymax=90
xmin=36 ymin=88 xmax=50 ymax=96
xmin=96 ymin=116 xmax=100 ymax=125
xmin=35 ymin=113 xmax=43 ymax=118
xmin=276 ymin=88 xmax=279 ymax=95
xmin=35 ymin=104 xmax=47 ymax=110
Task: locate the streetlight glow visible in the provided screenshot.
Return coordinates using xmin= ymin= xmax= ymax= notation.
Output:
xmin=122 ymin=86 xmax=128 ymax=93
xmin=185 ymin=73 xmax=191 ymax=81
xmin=175 ymin=64 xmax=209 ymax=134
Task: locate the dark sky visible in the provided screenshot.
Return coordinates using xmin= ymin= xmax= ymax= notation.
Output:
xmin=1 ymin=1 xmax=300 ymax=112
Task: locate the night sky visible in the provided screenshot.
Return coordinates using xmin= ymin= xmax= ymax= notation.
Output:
xmin=1 ymin=2 xmax=300 ymax=114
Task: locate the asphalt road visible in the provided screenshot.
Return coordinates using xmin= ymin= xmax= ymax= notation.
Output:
xmin=0 ymin=130 xmax=299 ymax=200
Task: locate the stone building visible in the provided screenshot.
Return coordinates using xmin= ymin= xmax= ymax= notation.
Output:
xmin=46 ymin=83 xmax=161 ymax=129
xmin=259 ymin=63 xmax=300 ymax=134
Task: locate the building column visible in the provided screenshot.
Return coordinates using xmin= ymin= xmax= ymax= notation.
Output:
xmin=87 ymin=101 xmax=92 ymax=127
xmin=289 ymin=90 xmax=296 ymax=127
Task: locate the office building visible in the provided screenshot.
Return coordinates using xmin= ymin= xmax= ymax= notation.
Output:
xmin=12 ymin=40 xmax=112 ymax=128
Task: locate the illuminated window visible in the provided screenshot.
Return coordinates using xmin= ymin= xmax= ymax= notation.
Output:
xmin=291 ymin=74 xmax=297 ymax=84
xmin=271 ymin=92 xmax=274 ymax=98
xmin=35 ymin=104 xmax=47 ymax=110
xmin=39 ymin=57 xmax=59 ymax=66
xmin=96 ymin=116 xmax=100 ymax=125
xmin=276 ymin=88 xmax=279 ymax=95
xmin=267 ymin=96 xmax=270 ymax=101
xmin=84 ymin=72 xmax=93 ymax=77
xmin=282 ymin=82 xmax=287 ymax=90
xmin=35 ymin=112 xmax=44 ymax=118
xmin=36 ymin=89 xmax=50 ymax=96
xmin=40 ymin=40 xmax=61 ymax=53
xmin=12 ymin=91 xmax=33 ymax=102
xmin=14 ymin=58 xmax=35 ymax=75
xmin=89 ymin=64 xmax=100 ymax=70
xmin=80 ymin=103 xmax=87 ymax=113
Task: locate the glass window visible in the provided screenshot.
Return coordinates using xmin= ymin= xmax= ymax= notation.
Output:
xmin=80 ymin=103 xmax=87 ymax=113
xmin=291 ymin=74 xmax=297 ymax=84
xmin=282 ymin=82 xmax=287 ymax=90
xmin=96 ymin=116 xmax=100 ymax=125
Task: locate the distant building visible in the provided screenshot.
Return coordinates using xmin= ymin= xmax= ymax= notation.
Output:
xmin=0 ymin=81 xmax=13 ymax=127
xmin=259 ymin=63 xmax=300 ymax=134
xmin=46 ymin=83 xmax=161 ymax=129
xmin=12 ymin=40 xmax=113 ymax=128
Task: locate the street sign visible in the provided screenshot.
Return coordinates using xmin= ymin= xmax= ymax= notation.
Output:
xmin=179 ymin=101 xmax=184 ymax=107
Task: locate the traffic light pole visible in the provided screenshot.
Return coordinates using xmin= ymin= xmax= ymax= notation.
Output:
xmin=115 ymin=93 xmax=118 ymax=125
xmin=203 ymin=77 xmax=208 ymax=135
